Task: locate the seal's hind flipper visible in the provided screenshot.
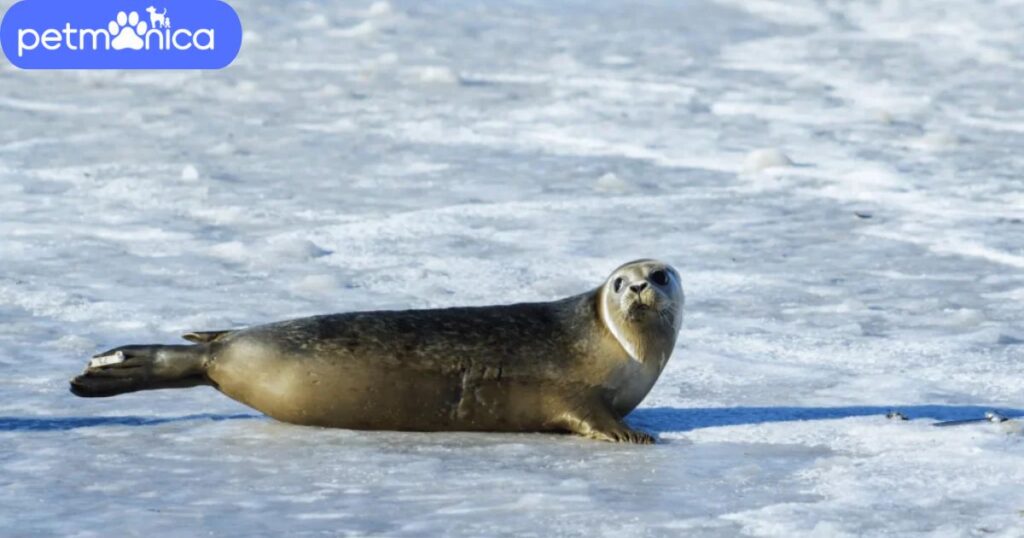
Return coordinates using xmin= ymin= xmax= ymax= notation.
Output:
xmin=182 ymin=330 xmax=231 ymax=344
xmin=70 ymin=345 xmax=209 ymax=398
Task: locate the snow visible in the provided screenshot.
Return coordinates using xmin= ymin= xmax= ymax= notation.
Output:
xmin=742 ymin=148 xmax=792 ymax=173
xmin=180 ymin=163 xmax=200 ymax=181
xmin=1 ymin=0 xmax=1023 ymax=535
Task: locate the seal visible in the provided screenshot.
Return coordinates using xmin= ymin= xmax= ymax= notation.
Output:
xmin=70 ymin=259 xmax=684 ymax=443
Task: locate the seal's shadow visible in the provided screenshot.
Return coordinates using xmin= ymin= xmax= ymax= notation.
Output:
xmin=0 ymin=413 xmax=260 ymax=432
xmin=628 ymin=405 xmax=1024 ymax=433
xmin=5 ymin=406 xmax=1020 ymax=434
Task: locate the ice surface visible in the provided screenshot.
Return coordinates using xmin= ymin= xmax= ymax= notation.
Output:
xmin=741 ymin=148 xmax=792 ymax=173
xmin=1 ymin=0 xmax=1023 ymax=535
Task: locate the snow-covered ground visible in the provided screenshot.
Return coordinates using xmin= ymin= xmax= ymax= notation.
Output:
xmin=2 ymin=0 xmax=1023 ymax=535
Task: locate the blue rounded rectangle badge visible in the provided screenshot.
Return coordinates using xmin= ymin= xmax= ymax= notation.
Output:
xmin=1 ymin=0 xmax=241 ymax=69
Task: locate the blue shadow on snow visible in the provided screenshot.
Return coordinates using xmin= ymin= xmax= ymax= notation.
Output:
xmin=0 ymin=413 xmax=261 ymax=432
xmin=629 ymin=405 xmax=1024 ymax=433
xmin=4 ymin=406 xmax=1020 ymax=433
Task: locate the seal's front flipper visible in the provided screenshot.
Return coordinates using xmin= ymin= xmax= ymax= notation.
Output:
xmin=556 ymin=406 xmax=656 ymax=444
xmin=70 ymin=345 xmax=210 ymax=398
xmin=584 ymin=421 xmax=656 ymax=444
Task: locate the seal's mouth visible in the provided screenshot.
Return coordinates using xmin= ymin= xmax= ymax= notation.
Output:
xmin=622 ymin=295 xmax=678 ymax=327
xmin=624 ymin=301 xmax=655 ymax=321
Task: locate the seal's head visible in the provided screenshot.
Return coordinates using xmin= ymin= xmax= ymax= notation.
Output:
xmin=599 ymin=259 xmax=684 ymax=362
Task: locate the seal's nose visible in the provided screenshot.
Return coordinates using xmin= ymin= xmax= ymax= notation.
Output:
xmin=629 ymin=282 xmax=648 ymax=293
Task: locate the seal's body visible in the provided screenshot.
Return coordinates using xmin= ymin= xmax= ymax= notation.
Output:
xmin=71 ymin=260 xmax=684 ymax=443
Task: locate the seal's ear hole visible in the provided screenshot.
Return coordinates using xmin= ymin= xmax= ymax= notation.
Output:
xmin=613 ymin=277 xmax=624 ymax=293
xmin=651 ymin=270 xmax=669 ymax=286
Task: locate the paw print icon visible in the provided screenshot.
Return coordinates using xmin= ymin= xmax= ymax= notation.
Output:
xmin=108 ymin=11 xmax=148 ymax=50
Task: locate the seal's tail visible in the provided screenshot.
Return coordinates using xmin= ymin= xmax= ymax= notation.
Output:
xmin=69 ymin=345 xmax=210 ymax=398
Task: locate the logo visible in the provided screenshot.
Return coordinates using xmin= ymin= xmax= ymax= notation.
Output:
xmin=0 ymin=0 xmax=241 ymax=69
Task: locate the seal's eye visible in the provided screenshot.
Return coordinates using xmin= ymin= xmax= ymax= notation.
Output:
xmin=613 ymin=277 xmax=624 ymax=293
xmin=651 ymin=270 xmax=669 ymax=286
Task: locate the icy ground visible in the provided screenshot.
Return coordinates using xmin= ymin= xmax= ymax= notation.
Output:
xmin=1 ymin=0 xmax=1023 ymax=535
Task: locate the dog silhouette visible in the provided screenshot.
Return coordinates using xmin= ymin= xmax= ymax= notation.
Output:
xmin=146 ymin=6 xmax=169 ymax=28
